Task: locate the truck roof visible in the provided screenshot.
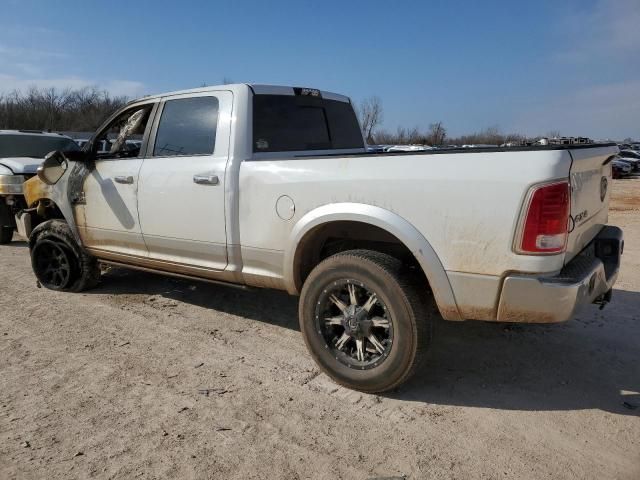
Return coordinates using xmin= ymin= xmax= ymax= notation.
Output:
xmin=133 ymin=84 xmax=351 ymax=104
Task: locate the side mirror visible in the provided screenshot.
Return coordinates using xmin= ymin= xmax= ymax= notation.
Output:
xmin=37 ymin=151 xmax=68 ymax=185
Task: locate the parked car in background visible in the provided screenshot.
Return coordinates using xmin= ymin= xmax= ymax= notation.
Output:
xmin=385 ymin=144 xmax=432 ymax=152
xmin=616 ymin=151 xmax=640 ymax=173
xmin=618 ymin=143 xmax=640 ymax=152
xmin=0 ymin=130 xmax=80 ymax=243
xmin=461 ymin=144 xmax=499 ymax=148
xmin=619 ymin=149 xmax=640 ymax=160
xmin=612 ymin=159 xmax=633 ymax=178
xmin=366 ymin=145 xmax=386 ymax=153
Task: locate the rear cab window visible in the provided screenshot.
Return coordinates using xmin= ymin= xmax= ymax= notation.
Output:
xmin=252 ymin=89 xmax=364 ymax=154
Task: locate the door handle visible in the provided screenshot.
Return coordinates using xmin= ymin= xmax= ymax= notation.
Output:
xmin=193 ymin=174 xmax=219 ymax=185
xmin=114 ymin=175 xmax=134 ymax=184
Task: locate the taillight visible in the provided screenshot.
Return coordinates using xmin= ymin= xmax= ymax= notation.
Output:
xmin=517 ymin=181 xmax=570 ymax=254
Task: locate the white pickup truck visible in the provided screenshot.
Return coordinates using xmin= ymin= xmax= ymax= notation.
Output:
xmin=20 ymin=84 xmax=623 ymax=392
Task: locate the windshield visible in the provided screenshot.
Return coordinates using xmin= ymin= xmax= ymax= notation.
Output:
xmin=0 ymin=135 xmax=80 ymax=159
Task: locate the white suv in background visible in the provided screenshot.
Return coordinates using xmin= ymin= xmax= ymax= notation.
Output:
xmin=0 ymin=130 xmax=79 ymax=243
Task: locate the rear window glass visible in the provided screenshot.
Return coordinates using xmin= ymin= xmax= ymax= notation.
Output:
xmin=0 ymin=135 xmax=79 ymax=158
xmin=153 ymin=96 xmax=219 ymax=156
xmin=253 ymin=94 xmax=363 ymax=152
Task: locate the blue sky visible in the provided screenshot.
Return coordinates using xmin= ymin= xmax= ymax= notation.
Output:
xmin=1 ymin=0 xmax=638 ymax=139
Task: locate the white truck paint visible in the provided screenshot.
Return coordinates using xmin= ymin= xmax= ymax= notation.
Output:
xmin=22 ymin=84 xmax=623 ymax=391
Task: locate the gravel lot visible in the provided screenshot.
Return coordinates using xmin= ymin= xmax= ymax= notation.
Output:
xmin=1 ymin=179 xmax=639 ymax=480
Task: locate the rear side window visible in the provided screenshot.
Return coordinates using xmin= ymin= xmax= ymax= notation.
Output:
xmin=253 ymin=94 xmax=363 ymax=153
xmin=153 ymin=96 xmax=219 ymax=156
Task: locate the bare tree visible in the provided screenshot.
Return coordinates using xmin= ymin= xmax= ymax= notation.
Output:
xmin=0 ymin=86 xmax=128 ymax=131
xmin=357 ymin=96 xmax=383 ymax=143
xmin=447 ymin=125 xmax=505 ymax=146
xmin=406 ymin=126 xmax=422 ymax=144
xmin=427 ymin=122 xmax=447 ymax=146
xmin=374 ymin=124 xmax=529 ymax=147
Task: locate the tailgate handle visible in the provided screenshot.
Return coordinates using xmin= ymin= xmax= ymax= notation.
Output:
xmin=193 ymin=174 xmax=219 ymax=185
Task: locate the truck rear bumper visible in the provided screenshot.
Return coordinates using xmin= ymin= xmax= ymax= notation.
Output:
xmin=497 ymin=226 xmax=623 ymax=323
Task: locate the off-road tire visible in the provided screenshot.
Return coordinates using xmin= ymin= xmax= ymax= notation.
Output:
xmin=299 ymin=249 xmax=434 ymax=393
xmin=0 ymin=199 xmax=13 ymax=244
xmin=29 ymin=219 xmax=100 ymax=292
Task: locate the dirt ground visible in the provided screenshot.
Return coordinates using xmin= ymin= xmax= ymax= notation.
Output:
xmin=1 ymin=180 xmax=639 ymax=480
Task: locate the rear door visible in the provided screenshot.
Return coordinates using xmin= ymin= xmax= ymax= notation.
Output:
xmin=137 ymin=91 xmax=232 ymax=270
xmin=565 ymin=145 xmax=617 ymax=262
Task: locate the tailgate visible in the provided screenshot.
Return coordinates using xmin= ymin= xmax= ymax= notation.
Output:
xmin=565 ymin=145 xmax=618 ymax=263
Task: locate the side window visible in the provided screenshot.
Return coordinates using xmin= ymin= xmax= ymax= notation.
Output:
xmin=153 ymin=96 xmax=219 ymax=157
xmin=95 ymin=105 xmax=153 ymax=159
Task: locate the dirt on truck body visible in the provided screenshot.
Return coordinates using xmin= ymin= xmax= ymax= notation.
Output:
xmin=18 ymin=83 xmax=623 ymax=395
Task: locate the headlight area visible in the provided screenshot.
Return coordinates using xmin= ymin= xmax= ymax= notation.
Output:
xmin=0 ymin=175 xmax=27 ymax=195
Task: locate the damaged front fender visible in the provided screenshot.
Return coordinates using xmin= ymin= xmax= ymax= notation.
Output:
xmin=23 ymin=160 xmax=92 ymax=244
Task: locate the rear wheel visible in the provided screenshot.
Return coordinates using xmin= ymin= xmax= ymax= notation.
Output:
xmin=0 ymin=199 xmax=13 ymax=244
xmin=29 ymin=220 xmax=100 ymax=292
xmin=299 ymin=249 xmax=433 ymax=393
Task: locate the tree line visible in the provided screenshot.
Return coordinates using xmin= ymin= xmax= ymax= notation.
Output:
xmin=0 ymin=87 xmax=129 ymax=132
xmin=358 ymin=95 xmax=540 ymax=146
xmin=1 ymin=86 xmax=546 ymax=145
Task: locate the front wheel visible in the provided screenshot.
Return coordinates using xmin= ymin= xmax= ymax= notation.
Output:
xmin=299 ymin=250 xmax=433 ymax=393
xmin=29 ymin=220 xmax=101 ymax=292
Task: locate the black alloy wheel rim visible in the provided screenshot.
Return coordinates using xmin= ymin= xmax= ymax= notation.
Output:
xmin=33 ymin=239 xmax=73 ymax=289
xmin=314 ymin=279 xmax=394 ymax=370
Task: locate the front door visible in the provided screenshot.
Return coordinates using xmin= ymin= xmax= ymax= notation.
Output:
xmin=137 ymin=91 xmax=232 ymax=270
xmin=77 ymin=102 xmax=156 ymax=258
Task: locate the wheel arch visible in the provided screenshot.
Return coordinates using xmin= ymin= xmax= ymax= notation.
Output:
xmin=23 ymin=172 xmax=82 ymax=244
xmin=284 ymin=203 xmax=462 ymax=321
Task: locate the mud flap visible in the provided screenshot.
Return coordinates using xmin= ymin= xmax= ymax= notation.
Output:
xmin=15 ymin=211 xmax=32 ymax=238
